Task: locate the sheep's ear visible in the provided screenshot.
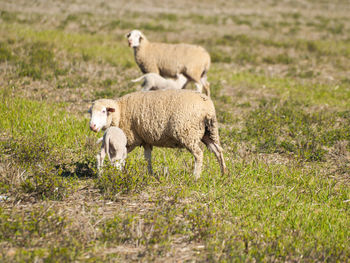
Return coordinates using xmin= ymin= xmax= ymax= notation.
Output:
xmin=125 ymin=32 xmax=131 ymax=38
xmin=106 ymin=107 xmax=115 ymax=113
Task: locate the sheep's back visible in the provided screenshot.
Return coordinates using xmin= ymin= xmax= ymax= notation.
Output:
xmin=118 ymin=90 xmax=215 ymax=148
xmin=146 ymin=42 xmax=210 ymax=77
xmin=106 ymin=127 xmax=127 ymax=148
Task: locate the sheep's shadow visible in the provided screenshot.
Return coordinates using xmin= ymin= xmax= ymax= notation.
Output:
xmin=56 ymin=161 xmax=96 ymax=178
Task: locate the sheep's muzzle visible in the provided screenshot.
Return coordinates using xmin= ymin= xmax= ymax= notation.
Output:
xmin=90 ymin=123 xmax=99 ymax=132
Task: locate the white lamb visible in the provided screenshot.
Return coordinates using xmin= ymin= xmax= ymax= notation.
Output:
xmin=126 ymin=30 xmax=211 ymax=96
xmin=96 ymin=126 xmax=127 ymax=172
xmin=131 ymin=73 xmax=188 ymax=91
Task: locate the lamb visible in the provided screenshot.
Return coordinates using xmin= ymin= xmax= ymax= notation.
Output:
xmin=132 ymin=72 xmax=188 ymax=91
xmin=89 ymin=90 xmax=226 ymax=178
xmin=96 ymin=126 xmax=127 ymax=172
xmin=126 ymin=30 xmax=211 ymax=96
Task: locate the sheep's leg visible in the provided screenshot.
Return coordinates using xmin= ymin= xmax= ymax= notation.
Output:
xmin=202 ymin=136 xmax=227 ymax=175
xmin=188 ymin=144 xmax=203 ymax=180
xmin=127 ymin=145 xmax=136 ymax=153
xmin=194 ymin=79 xmax=210 ymax=96
xmin=186 ymin=69 xmax=209 ymax=95
xmin=200 ymin=75 xmax=210 ymax=97
xmin=143 ymin=144 xmax=153 ymax=174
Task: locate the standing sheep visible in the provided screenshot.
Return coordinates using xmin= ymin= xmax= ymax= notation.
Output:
xmin=89 ymin=90 xmax=226 ymax=178
xmin=132 ymin=73 xmax=188 ymax=91
xmin=96 ymin=126 xmax=127 ymax=172
xmin=126 ymin=30 xmax=211 ymax=96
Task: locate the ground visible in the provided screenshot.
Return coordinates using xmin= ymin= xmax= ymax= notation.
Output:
xmin=0 ymin=0 xmax=349 ymax=262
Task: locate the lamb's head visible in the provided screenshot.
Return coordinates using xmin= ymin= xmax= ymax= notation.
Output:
xmin=126 ymin=30 xmax=146 ymax=48
xmin=88 ymin=99 xmax=119 ymax=132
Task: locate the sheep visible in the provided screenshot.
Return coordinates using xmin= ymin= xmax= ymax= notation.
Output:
xmin=126 ymin=30 xmax=211 ymax=96
xmin=88 ymin=90 xmax=226 ymax=178
xmin=96 ymin=126 xmax=127 ymax=173
xmin=132 ymin=72 xmax=188 ymax=91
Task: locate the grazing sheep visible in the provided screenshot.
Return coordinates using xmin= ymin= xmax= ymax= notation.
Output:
xmin=132 ymin=73 xmax=188 ymax=91
xmin=89 ymin=90 xmax=226 ymax=178
xmin=126 ymin=30 xmax=211 ymax=96
xmin=96 ymin=126 xmax=127 ymax=172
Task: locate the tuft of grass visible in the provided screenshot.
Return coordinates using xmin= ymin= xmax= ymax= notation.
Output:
xmin=106 ymin=19 xmax=136 ymax=30
xmin=158 ymin=13 xmax=178 ymax=22
xmin=210 ymin=48 xmax=232 ymax=63
xmin=139 ymin=22 xmax=168 ymax=32
xmin=188 ymin=14 xmax=220 ymax=25
xmin=236 ymin=99 xmax=350 ymax=161
xmin=0 ymin=88 xmax=90 ymax=148
xmin=235 ymin=50 xmax=258 ymax=65
xmin=2 ymin=134 xmax=53 ymax=166
xmin=17 ymin=42 xmax=67 ymax=80
xmin=0 ymin=207 xmax=67 ymax=247
xmin=95 ymin=159 xmax=155 ymax=200
xmin=263 ymin=53 xmax=294 ymax=64
xmin=0 ymin=42 xmax=13 ymax=62
xmin=19 ymin=165 xmax=74 ymax=201
xmin=93 ymin=89 xmax=116 ymax=99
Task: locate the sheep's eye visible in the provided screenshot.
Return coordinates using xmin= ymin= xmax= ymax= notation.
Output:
xmin=127 ymin=33 xmax=130 ymax=38
xmin=102 ymin=110 xmax=106 ymax=114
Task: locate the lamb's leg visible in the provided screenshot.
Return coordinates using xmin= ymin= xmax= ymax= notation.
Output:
xmin=113 ymin=148 xmax=127 ymax=170
xmin=97 ymin=147 xmax=106 ymax=175
xmin=188 ymin=144 xmax=203 ymax=180
xmin=175 ymin=73 xmax=188 ymax=89
xmin=194 ymin=82 xmax=203 ymax=93
xmin=202 ymin=135 xmax=226 ymax=175
xmin=142 ymin=80 xmax=152 ymax=91
xmin=143 ymin=144 xmax=153 ymax=174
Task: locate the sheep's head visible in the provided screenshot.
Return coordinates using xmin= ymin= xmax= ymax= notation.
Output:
xmin=126 ymin=30 xmax=146 ymax=48
xmin=89 ymin=99 xmax=119 ymax=132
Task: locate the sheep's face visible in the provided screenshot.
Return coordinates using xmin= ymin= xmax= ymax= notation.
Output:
xmin=89 ymin=105 xmax=115 ymax=132
xmin=126 ymin=30 xmax=143 ymax=48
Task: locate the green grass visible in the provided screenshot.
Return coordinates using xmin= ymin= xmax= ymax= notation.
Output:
xmin=0 ymin=1 xmax=349 ymax=261
xmin=0 ymin=23 xmax=134 ymax=69
xmin=237 ymin=99 xmax=350 ymax=161
xmin=209 ymin=69 xmax=350 ymax=108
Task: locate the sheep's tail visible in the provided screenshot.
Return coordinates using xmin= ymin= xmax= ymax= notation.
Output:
xmin=131 ymin=75 xmax=146 ymax=83
xmin=202 ymin=115 xmax=227 ymax=175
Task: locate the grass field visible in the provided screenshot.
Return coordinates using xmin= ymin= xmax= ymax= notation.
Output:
xmin=0 ymin=0 xmax=349 ymax=261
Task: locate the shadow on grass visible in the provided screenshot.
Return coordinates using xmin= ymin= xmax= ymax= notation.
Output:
xmin=56 ymin=160 xmax=97 ymax=179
